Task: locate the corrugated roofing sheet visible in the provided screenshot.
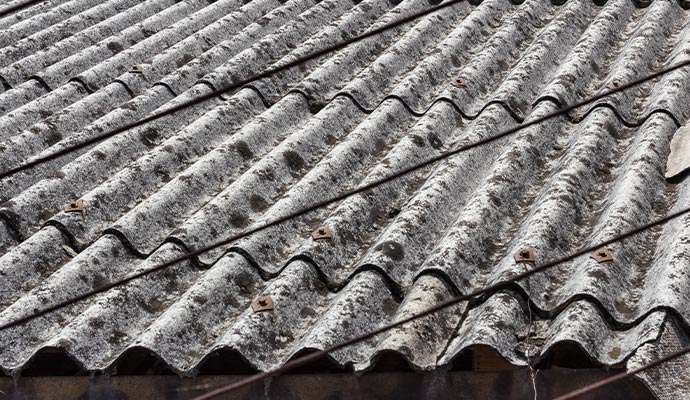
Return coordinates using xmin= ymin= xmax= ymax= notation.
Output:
xmin=1 ymin=0 xmax=690 ymax=396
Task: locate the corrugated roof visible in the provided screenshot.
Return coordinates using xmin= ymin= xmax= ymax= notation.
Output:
xmin=1 ymin=0 xmax=690 ymax=396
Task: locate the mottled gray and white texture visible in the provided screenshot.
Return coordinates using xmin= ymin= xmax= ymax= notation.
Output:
xmin=1 ymin=1 xmax=690 ymax=399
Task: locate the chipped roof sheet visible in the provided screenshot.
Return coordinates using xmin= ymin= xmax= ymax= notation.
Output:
xmin=1 ymin=0 xmax=690 ymax=396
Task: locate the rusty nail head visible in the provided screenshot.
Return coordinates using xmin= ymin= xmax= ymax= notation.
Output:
xmin=514 ymin=247 xmax=536 ymax=263
xmin=451 ymin=77 xmax=466 ymax=88
xmin=129 ymin=65 xmax=143 ymax=73
xmin=312 ymin=226 xmax=333 ymax=241
xmin=251 ymin=295 xmax=274 ymax=312
xmin=607 ymin=80 xmax=621 ymax=90
xmin=591 ymin=247 xmax=613 ymax=263
xmin=64 ymin=200 xmax=84 ymax=213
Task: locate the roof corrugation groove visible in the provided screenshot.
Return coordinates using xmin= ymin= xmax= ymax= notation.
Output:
xmin=0 ymin=0 xmax=689 ymax=396
xmin=0 ymin=0 xmax=83 ymax=34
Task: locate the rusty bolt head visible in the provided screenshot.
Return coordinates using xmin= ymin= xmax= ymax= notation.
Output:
xmin=606 ymin=80 xmax=622 ymax=90
xmin=129 ymin=65 xmax=144 ymax=73
xmin=591 ymin=247 xmax=614 ymax=264
xmin=251 ymin=295 xmax=274 ymax=313
xmin=64 ymin=200 xmax=84 ymax=213
xmin=451 ymin=77 xmax=466 ymax=88
xmin=312 ymin=226 xmax=333 ymax=241
xmin=514 ymin=247 xmax=536 ymax=263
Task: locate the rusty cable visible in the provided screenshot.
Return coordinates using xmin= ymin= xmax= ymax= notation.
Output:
xmin=188 ymin=204 xmax=690 ymax=400
xmin=0 ymin=0 xmax=466 ymax=180
xmin=1 ymin=59 xmax=689 ymax=334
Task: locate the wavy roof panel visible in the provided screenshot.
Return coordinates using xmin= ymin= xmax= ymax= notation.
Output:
xmin=1 ymin=0 xmax=690 ymax=397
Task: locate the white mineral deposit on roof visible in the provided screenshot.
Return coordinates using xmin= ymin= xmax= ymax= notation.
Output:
xmin=666 ymin=124 xmax=690 ymax=180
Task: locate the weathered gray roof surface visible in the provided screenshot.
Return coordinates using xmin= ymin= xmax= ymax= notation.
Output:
xmin=1 ymin=0 xmax=690 ymax=396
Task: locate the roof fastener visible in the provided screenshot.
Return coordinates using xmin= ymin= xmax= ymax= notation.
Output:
xmin=513 ymin=247 xmax=536 ymax=263
xmin=64 ymin=200 xmax=84 ymax=213
xmin=451 ymin=77 xmax=466 ymax=88
xmin=62 ymin=244 xmax=78 ymax=258
xmin=311 ymin=226 xmax=333 ymax=241
xmin=606 ymin=80 xmax=622 ymax=90
xmin=590 ymin=247 xmax=613 ymax=263
xmin=251 ymin=295 xmax=274 ymax=313
xmin=129 ymin=65 xmax=144 ymax=73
